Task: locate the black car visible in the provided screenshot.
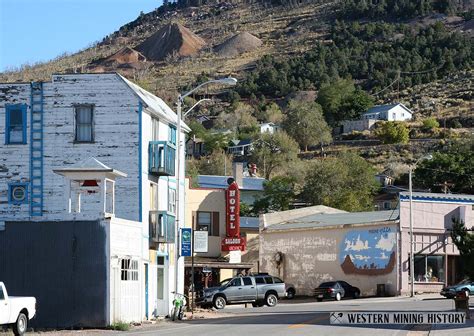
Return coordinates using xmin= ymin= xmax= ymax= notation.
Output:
xmin=314 ymin=281 xmax=361 ymax=301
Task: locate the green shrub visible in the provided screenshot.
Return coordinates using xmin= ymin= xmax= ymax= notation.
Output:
xmin=422 ymin=117 xmax=440 ymax=131
xmin=374 ymin=121 xmax=409 ymax=144
xmin=107 ymin=322 xmax=130 ymax=331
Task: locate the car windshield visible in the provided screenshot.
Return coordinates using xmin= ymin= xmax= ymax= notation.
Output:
xmin=219 ymin=278 xmax=232 ymax=287
xmin=319 ymin=282 xmax=336 ymax=288
xmin=457 ymin=279 xmax=471 ymax=285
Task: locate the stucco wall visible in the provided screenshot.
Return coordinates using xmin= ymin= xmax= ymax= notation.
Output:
xmin=260 ymin=223 xmax=399 ymax=297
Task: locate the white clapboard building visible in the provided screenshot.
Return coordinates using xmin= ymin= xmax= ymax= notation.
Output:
xmin=0 ymin=73 xmax=187 ymax=326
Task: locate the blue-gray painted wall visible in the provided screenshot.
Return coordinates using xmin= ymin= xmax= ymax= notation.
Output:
xmin=0 ymin=220 xmax=110 ymax=328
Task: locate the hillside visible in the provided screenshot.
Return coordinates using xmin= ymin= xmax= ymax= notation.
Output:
xmin=0 ymin=0 xmax=472 ymax=118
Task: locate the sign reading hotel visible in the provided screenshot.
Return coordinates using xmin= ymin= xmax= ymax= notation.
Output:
xmin=221 ymin=179 xmax=246 ymax=251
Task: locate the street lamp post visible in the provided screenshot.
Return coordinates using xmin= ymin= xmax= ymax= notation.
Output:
xmin=173 ymin=77 xmax=237 ymax=307
xmin=408 ymin=154 xmax=432 ymax=297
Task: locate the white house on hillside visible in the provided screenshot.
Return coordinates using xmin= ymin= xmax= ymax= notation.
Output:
xmin=0 ymin=73 xmax=188 ymax=327
xmin=342 ymin=103 xmax=413 ymax=134
xmin=362 ymin=103 xmax=413 ymax=121
xmin=259 ymin=122 xmax=280 ymax=134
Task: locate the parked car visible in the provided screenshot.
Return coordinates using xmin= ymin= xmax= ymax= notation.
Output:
xmin=285 ymin=283 xmax=296 ymax=299
xmin=197 ymin=275 xmax=286 ymax=309
xmin=440 ymin=279 xmax=474 ymax=299
xmin=314 ymin=281 xmax=361 ymax=301
xmin=0 ymin=282 xmax=36 ymax=336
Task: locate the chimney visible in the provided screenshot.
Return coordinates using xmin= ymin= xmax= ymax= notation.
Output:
xmin=232 ymin=162 xmax=244 ymax=187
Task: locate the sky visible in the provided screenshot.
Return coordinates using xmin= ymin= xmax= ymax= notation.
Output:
xmin=0 ymin=0 xmax=162 ymax=71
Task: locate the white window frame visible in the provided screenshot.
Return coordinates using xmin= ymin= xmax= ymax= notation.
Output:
xmin=74 ymin=105 xmax=94 ymax=142
xmin=120 ymin=259 xmax=139 ymax=281
xmin=168 ymin=188 xmax=176 ymax=214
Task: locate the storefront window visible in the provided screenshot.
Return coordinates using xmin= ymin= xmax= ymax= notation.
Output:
xmin=414 ymin=255 xmax=444 ymax=283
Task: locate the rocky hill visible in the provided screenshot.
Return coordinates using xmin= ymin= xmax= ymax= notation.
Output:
xmin=0 ymin=0 xmax=472 ymax=118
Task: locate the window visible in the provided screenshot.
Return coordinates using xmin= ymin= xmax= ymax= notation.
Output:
xmin=5 ymin=104 xmax=27 ymax=144
xmin=229 ymin=278 xmax=242 ymax=287
xmin=152 ymin=118 xmax=160 ymax=141
xmin=414 ymin=255 xmax=445 ymax=283
xmin=255 ymin=277 xmax=265 ymax=285
xmin=168 ymin=188 xmax=176 ymax=214
xmin=196 ymin=211 xmax=220 ymax=236
xmin=75 ymin=105 xmax=93 ymax=142
xmin=8 ymin=183 xmax=28 ymax=205
xmin=0 ymin=286 xmax=4 ymax=300
xmin=169 ymin=125 xmax=177 ymax=145
xmin=273 ymin=277 xmax=283 ymax=284
xmin=242 ymin=277 xmax=253 ymax=286
xmin=150 ymin=183 xmax=158 ymax=211
xmin=121 ymin=259 xmax=139 ymax=281
xmin=264 ymin=277 xmax=274 ymax=284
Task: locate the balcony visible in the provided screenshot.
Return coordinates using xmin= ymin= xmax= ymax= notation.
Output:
xmin=149 ymin=210 xmax=176 ymax=247
xmin=149 ymin=141 xmax=175 ymax=176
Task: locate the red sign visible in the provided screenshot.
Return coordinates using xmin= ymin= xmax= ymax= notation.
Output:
xmin=221 ymin=181 xmax=246 ymax=251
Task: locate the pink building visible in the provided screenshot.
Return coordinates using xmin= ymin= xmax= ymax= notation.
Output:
xmin=399 ymin=192 xmax=474 ymax=294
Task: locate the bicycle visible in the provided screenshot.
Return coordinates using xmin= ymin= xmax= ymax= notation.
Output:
xmin=171 ymin=292 xmax=188 ymax=321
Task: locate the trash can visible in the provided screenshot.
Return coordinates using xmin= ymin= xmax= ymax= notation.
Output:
xmin=454 ymin=291 xmax=470 ymax=319
xmin=377 ymin=284 xmax=386 ymax=297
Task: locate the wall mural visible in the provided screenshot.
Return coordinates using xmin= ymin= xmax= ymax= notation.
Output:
xmin=340 ymin=227 xmax=396 ymax=275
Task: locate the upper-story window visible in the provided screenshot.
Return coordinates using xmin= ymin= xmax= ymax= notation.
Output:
xmin=168 ymin=188 xmax=176 ymax=214
xmin=152 ymin=118 xmax=159 ymax=141
xmin=169 ymin=125 xmax=177 ymax=145
xmin=75 ymin=105 xmax=93 ymax=142
xmin=8 ymin=182 xmax=29 ymax=205
xmin=5 ymin=104 xmax=27 ymax=144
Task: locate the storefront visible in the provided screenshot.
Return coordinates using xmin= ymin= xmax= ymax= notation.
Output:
xmin=398 ymin=192 xmax=474 ymax=294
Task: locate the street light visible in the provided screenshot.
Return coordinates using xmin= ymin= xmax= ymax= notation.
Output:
xmin=173 ymin=77 xmax=237 ymax=303
xmin=408 ymin=154 xmax=432 ymax=297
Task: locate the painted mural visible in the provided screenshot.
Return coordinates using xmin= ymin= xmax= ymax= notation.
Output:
xmin=340 ymin=227 xmax=396 ymax=275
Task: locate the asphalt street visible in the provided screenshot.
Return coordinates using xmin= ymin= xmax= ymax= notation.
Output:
xmin=121 ymin=295 xmax=474 ymax=336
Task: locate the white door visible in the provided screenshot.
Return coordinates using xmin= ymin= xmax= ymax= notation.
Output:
xmin=0 ymin=286 xmax=10 ymax=324
xmin=119 ymin=259 xmax=141 ymax=322
xmin=156 ymin=256 xmax=168 ymax=316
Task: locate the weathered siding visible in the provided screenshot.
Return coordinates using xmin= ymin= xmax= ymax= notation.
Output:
xmin=0 ymin=74 xmax=141 ymax=221
xmin=260 ymin=223 xmax=399 ymax=297
xmin=0 ymin=220 xmax=109 ymax=328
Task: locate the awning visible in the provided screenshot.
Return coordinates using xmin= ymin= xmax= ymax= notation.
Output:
xmin=184 ymin=256 xmax=254 ymax=269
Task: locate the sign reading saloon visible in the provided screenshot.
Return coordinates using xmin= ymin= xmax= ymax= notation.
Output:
xmin=222 ymin=181 xmax=246 ymax=251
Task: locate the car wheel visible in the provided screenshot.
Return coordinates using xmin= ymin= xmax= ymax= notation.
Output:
xmin=265 ymin=293 xmax=278 ymax=307
xmin=287 ymin=288 xmax=296 ymax=299
xmin=353 ymin=291 xmax=360 ymax=299
xmin=462 ymin=288 xmax=470 ymax=297
xmin=335 ymin=292 xmax=341 ymax=301
xmin=213 ymin=296 xmax=226 ymax=310
xmin=13 ymin=313 xmax=27 ymax=336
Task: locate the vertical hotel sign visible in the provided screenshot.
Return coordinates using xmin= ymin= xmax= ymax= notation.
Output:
xmin=221 ymin=180 xmax=246 ymax=251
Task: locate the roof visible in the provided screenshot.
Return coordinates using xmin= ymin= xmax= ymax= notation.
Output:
xmin=53 ymin=157 xmax=127 ymax=177
xmin=197 ymin=175 xmax=265 ymax=191
xmin=265 ymin=209 xmax=399 ymax=231
xmin=263 ymin=205 xmax=346 ymax=227
xmin=118 ymin=74 xmax=191 ymax=132
xmin=399 ymin=192 xmax=474 ymax=204
xmin=240 ymin=217 xmax=259 ymax=229
xmin=363 ymin=103 xmax=412 ymax=116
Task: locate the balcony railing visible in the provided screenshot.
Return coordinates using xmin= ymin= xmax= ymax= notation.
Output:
xmin=149 ymin=141 xmax=176 ymax=176
xmin=149 ymin=210 xmax=176 ymax=246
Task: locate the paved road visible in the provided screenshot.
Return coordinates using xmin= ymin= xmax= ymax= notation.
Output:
xmin=122 ymin=296 xmax=474 ymax=336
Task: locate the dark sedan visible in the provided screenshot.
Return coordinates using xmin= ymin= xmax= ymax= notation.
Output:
xmin=314 ymin=281 xmax=361 ymax=301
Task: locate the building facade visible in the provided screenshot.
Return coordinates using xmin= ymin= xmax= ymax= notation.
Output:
xmin=0 ymin=73 xmax=187 ymax=326
xmin=398 ymin=192 xmax=474 ymax=295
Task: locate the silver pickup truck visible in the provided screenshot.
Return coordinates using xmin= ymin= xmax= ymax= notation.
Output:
xmin=197 ymin=275 xmax=286 ymax=309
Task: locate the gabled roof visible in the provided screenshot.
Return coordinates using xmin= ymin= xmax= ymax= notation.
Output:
xmin=197 ymin=175 xmax=265 ymax=191
xmin=399 ymin=192 xmax=474 ymax=204
xmin=265 ymin=209 xmax=399 ymax=231
xmin=118 ymin=74 xmax=190 ymax=132
xmin=364 ymin=103 xmax=412 ymax=116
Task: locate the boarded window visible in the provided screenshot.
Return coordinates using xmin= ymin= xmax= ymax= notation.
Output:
xmin=75 ymin=105 xmax=93 ymax=142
